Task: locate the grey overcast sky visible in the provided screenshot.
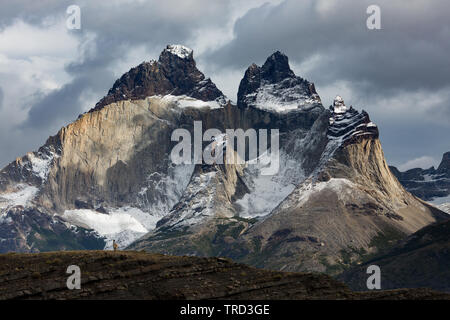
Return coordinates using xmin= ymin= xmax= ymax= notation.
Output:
xmin=0 ymin=0 xmax=449 ymax=170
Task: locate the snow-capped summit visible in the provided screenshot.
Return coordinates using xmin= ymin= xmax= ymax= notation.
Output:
xmin=91 ymin=44 xmax=226 ymax=111
xmin=165 ymin=44 xmax=193 ymax=59
xmin=328 ymin=96 xmax=378 ymax=147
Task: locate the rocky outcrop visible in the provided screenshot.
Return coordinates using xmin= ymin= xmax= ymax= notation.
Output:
xmin=237 ymin=51 xmax=321 ymax=112
xmin=1 ymin=251 xmax=449 ymax=300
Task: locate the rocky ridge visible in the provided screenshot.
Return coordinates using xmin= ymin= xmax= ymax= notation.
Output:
xmin=390 ymin=151 xmax=450 ymax=210
xmin=1 ymin=251 xmax=449 ymax=300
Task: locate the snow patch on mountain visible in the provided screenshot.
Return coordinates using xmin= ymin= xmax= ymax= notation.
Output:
xmin=429 ymin=194 xmax=450 ymax=205
xmin=326 ymin=96 xmax=378 ymax=157
xmin=332 ymin=95 xmax=348 ymax=114
xmin=165 ymin=44 xmax=193 ymax=59
xmin=298 ymin=178 xmax=355 ymax=205
xmin=159 ymin=94 xmax=223 ymax=109
xmin=137 ymin=163 xmax=194 ymax=214
xmin=236 ymin=150 xmax=303 ymax=218
xmin=108 ymin=206 xmax=162 ymax=230
xmin=0 ymin=184 xmax=39 ymax=209
xmin=63 ymin=208 xmax=150 ymax=249
xmin=27 ymin=152 xmax=55 ymax=182
xmin=275 ymin=178 xmax=356 ymax=213
xmin=159 ymin=171 xmax=218 ymax=229
xmin=437 ymin=203 xmax=450 ymax=214
xmin=0 ymin=213 xmax=13 ymax=225
xmin=244 ymin=79 xmax=320 ymax=113
xmin=429 ymin=194 xmax=450 ymax=214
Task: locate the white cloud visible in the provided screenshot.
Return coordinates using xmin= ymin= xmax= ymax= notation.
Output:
xmin=398 ymin=156 xmax=439 ymax=171
xmin=0 ymin=19 xmax=78 ymax=58
xmin=0 ymin=18 xmax=82 ymax=166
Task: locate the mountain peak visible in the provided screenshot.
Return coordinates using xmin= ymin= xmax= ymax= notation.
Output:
xmin=163 ymin=44 xmax=193 ymax=59
xmin=332 ymin=95 xmax=348 ymax=113
xmin=328 ymin=96 xmax=378 ymax=147
xmin=261 ymin=51 xmax=295 ymax=83
xmin=437 ymin=151 xmax=450 ymax=173
xmin=91 ymin=45 xmax=225 ymax=111
xmin=237 ymin=51 xmax=321 ymax=112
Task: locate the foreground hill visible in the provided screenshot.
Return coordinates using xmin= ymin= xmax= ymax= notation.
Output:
xmin=0 ymin=251 xmax=448 ymax=300
xmin=339 ymin=219 xmax=450 ymax=293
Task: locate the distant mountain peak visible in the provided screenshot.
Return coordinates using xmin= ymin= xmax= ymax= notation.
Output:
xmin=438 ymin=151 xmax=450 ymax=173
xmin=390 ymin=150 xmax=450 ymax=202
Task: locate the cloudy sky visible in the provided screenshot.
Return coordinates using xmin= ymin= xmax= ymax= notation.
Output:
xmin=0 ymin=0 xmax=449 ymax=170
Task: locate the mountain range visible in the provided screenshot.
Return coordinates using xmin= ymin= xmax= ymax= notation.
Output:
xmin=390 ymin=153 xmax=450 ymax=213
xmin=0 ymin=45 xmax=448 ymax=291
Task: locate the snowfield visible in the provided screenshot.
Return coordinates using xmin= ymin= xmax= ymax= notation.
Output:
xmin=27 ymin=152 xmax=54 ymax=182
xmin=245 ymin=80 xmax=320 ymax=113
xmin=63 ymin=207 xmax=154 ymax=249
xmin=166 ymin=44 xmax=192 ymax=59
xmin=0 ymin=184 xmax=39 ymax=209
xmin=429 ymin=194 xmax=450 ymax=214
xmin=236 ymin=150 xmax=301 ymax=218
xmin=156 ymin=94 xmax=223 ymax=110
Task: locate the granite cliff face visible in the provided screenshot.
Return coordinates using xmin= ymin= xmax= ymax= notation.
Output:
xmin=0 ymin=45 xmax=230 ymax=251
xmin=0 ymin=46 xmax=447 ymax=277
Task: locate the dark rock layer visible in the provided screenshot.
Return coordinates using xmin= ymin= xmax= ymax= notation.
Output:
xmin=0 ymin=251 xmax=448 ymax=300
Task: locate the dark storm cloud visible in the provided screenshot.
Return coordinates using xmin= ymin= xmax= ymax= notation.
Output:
xmin=1 ymin=0 xmax=449 ymax=169
xmin=0 ymin=87 xmax=3 ymax=110
xmin=0 ymin=0 xmax=70 ymax=27
xmin=199 ymin=0 xmax=450 ymax=168
xmin=18 ymin=0 xmax=232 ymax=129
xmin=205 ymin=0 xmax=450 ymax=94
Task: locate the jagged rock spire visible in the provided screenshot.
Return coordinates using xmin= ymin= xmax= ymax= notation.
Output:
xmin=260 ymin=51 xmax=295 ymax=83
xmin=438 ymin=151 xmax=450 ymax=173
xmin=91 ymin=45 xmax=225 ymax=112
xmin=237 ymin=51 xmax=321 ymax=111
